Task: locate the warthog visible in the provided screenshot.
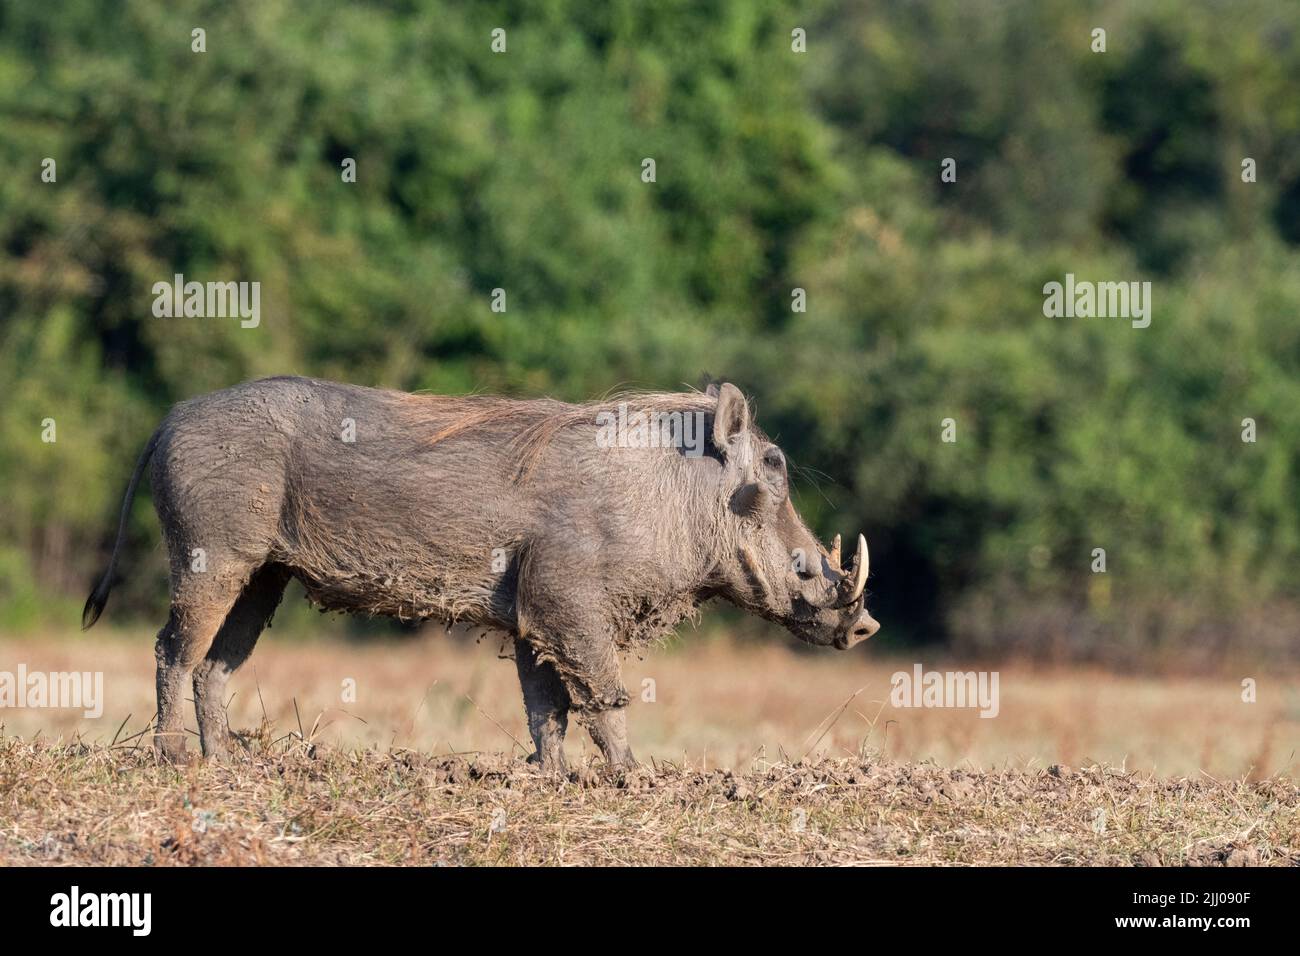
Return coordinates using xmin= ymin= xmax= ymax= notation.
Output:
xmin=83 ymin=376 xmax=879 ymax=770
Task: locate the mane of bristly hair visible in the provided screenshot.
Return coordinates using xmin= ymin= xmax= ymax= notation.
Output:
xmin=397 ymin=386 xmax=743 ymax=482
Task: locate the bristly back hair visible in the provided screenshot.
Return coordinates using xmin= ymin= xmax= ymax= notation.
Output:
xmin=398 ymin=387 xmax=732 ymax=482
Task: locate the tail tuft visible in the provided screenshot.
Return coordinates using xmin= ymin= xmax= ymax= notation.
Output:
xmin=81 ymin=576 xmax=111 ymax=630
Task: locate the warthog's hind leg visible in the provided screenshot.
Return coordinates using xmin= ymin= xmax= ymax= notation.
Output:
xmin=514 ymin=637 xmax=571 ymax=772
xmin=154 ymin=613 xmax=190 ymax=763
xmin=155 ymin=593 xmax=241 ymax=763
xmin=192 ymin=563 xmax=291 ymax=759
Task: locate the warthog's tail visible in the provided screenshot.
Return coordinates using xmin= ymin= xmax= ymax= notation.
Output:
xmin=81 ymin=427 xmax=162 ymax=630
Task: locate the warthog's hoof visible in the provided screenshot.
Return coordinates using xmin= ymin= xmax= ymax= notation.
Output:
xmin=525 ymin=749 xmax=569 ymax=775
xmin=154 ymin=734 xmax=194 ymax=766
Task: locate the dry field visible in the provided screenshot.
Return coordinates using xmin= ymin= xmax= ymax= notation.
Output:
xmin=1 ymin=628 xmax=1295 ymax=776
xmin=0 ymin=628 xmax=1296 ymax=865
xmin=2 ymin=741 xmax=1295 ymax=866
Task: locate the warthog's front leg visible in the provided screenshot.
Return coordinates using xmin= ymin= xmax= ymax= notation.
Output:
xmin=561 ymin=643 xmax=636 ymax=770
xmin=577 ymin=705 xmax=635 ymax=770
xmin=514 ymin=637 xmax=571 ymax=772
xmin=524 ymin=626 xmax=636 ymax=770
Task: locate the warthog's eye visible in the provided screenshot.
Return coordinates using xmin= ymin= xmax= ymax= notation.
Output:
xmin=760 ymin=445 xmax=789 ymax=501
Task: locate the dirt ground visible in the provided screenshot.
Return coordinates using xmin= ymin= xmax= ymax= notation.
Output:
xmin=0 ymin=629 xmax=1296 ymax=865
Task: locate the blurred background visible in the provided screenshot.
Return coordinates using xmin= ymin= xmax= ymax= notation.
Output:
xmin=1 ymin=0 xmax=1298 ymax=677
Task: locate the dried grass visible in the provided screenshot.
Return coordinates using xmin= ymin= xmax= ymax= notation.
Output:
xmin=0 ymin=738 xmax=1294 ymax=866
xmin=1 ymin=629 xmax=1296 ymax=865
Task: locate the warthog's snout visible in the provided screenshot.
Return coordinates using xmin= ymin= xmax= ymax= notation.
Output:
xmin=836 ymin=608 xmax=880 ymax=649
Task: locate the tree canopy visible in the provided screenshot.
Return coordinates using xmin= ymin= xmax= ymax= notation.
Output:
xmin=2 ymin=0 xmax=1298 ymax=663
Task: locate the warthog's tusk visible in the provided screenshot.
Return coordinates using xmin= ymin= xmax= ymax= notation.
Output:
xmin=849 ymin=533 xmax=868 ymax=602
xmin=827 ymin=533 xmax=868 ymax=609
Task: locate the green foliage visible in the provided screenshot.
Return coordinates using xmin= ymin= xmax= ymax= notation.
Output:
xmin=1 ymin=0 xmax=1297 ymax=660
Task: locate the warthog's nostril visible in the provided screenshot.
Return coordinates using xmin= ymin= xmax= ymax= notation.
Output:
xmin=835 ymin=620 xmax=877 ymax=650
xmin=849 ymin=616 xmax=880 ymax=644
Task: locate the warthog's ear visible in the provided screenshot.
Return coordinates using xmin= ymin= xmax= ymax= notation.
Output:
xmin=712 ymin=382 xmax=749 ymax=454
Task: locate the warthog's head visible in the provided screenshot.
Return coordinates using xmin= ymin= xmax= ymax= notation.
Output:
xmin=708 ymin=383 xmax=880 ymax=649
